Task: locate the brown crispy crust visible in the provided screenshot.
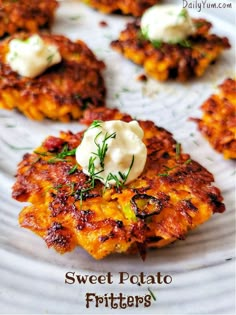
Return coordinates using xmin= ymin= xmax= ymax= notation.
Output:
xmin=82 ymin=0 xmax=159 ymax=17
xmin=0 ymin=33 xmax=106 ymax=121
xmin=0 ymin=0 xmax=58 ymax=38
xmin=192 ymin=78 xmax=236 ymax=159
xmin=12 ymin=108 xmax=225 ymax=259
xmin=111 ymin=19 xmax=230 ymax=81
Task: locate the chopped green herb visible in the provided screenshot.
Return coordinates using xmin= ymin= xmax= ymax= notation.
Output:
xmin=68 ymin=164 xmax=78 ymax=175
xmin=158 ymin=165 xmax=177 ymax=177
xmin=178 ymin=8 xmax=188 ymax=19
xmin=34 ymin=150 xmax=49 ymax=156
xmin=34 ymin=144 xmax=76 ymax=163
xmin=93 ymin=131 xmax=116 ymax=168
xmin=105 ymin=155 xmax=135 ymax=188
xmin=139 ymin=26 xmax=149 ymax=41
xmin=45 ymin=183 xmax=63 ymax=193
xmin=68 ymin=15 xmax=81 ymax=21
xmin=121 ymin=87 xmax=131 ymax=93
xmin=148 ymin=287 xmax=156 ymax=301
xmin=152 ymin=39 xmax=163 ymax=49
xmin=175 ymin=143 xmax=181 ymax=159
xmin=178 ymin=39 xmax=192 ymax=48
xmin=158 ymin=172 xmax=169 ymax=177
xmin=195 ymin=21 xmax=205 ymax=29
xmin=47 ymin=54 xmax=54 ymax=64
xmin=89 ymin=120 xmax=102 ymax=130
xmin=184 ymin=159 xmax=192 ymax=164
xmin=206 ymin=157 xmax=214 ymax=161
xmin=5 ymin=124 xmax=16 ymax=128
xmin=73 ymin=94 xmax=81 ymax=100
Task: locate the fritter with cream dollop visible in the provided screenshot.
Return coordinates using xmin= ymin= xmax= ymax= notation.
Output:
xmin=0 ymin=33 xmax=106 ymax=121
xmin=12 ymin=108 xmax=225 ymax=259
xmin=111 ymin=19 xmax=230 ymax=81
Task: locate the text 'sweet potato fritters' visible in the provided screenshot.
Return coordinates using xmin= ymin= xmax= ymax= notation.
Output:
xmin=12 ymin=108 xmax=225 ymax=260
xmin=192 ymin=78 xmax=236 ymax=159
xmin=0 ymin=33 xmax=106 ymax=121
xmin=0 ymin=0 xmax=58 ymax=38
xmin=111 ymin=19 xmax=230 ymax=81
xmin=82 ymin=0 xmax=159 ymax=17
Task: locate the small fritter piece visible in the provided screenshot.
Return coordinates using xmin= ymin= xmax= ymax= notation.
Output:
xmin=82 ymin=0 xmax=159 ymax=17
xmin=12 ymin=108 xmax=225 ymax=259
xmin=0 ymin=33 xmax=106 ymax=121
xmin=193 ymin=78 xmax=236 ymax=159
xmin=0 ymin=0 xmax=58 ymax=38
xmin=111 ymin=19 xmax=230 ymax=81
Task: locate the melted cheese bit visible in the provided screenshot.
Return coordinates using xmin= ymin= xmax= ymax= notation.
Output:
xmin=141 ymin=5 xmax=196 ymax=43
xmin=76 ymin=120 xmax=147 ymax=186
xmin=6 ymin=34 xmax=61 ymax=78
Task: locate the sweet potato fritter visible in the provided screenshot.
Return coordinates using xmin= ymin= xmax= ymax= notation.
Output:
xmin=82 ymin=0 xmax=159 ymax=17
xmin=193 ymin=78 xmax=236 ymax=159
xmin=111 ymin=19 xmax=230 ymax=81
xmin=12 ymin=108 xmax=225 ymax=260
xmin=0 ymin=33 xmax=106 ymax=121
xmin=0 ymin=0 xmax=58 ymax=38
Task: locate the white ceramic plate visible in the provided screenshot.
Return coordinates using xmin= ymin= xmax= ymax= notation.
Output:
xmin=0 ymin=1 xmax=235 ymax=314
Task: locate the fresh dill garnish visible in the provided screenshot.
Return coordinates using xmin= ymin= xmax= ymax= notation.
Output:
xmin=158 ymin=165 xmax=177 ymax=177
xmin=105 ymin=155 xmax=135 ymax=188
xmin=138 ymin=28 xmax=163 ymax=49
xmin=158 ymin=172 xmax=169 ymax=177
xmin=47 ymin=54 xmax=54 ymax=64
xmin=79 ymin=156 xmax=104 ymax=206
xmin=34 ymin=151 xmax=49 ymax=156
xmin=54 ymin=144 xmax=76 ymax=158
xmin=178 ymin=8 xmax=188 ymax=19
xmin=152 ymin=39 xmax=163 ymax=48
xmin=45 ymin=183 xmax=63 ymax=193
xmin=68 ymin=164 xmax=78 ymax=175
xmin=121 ymin=87 xmax=131 ymax=93
xmin=148 ymin=287 xmax=157 ymax=301
xmin=89 ymin=120 xmax=102 ymax=130
xmin=68 ymin=15 xmax=81 ymax=21
xmin=184 ymin=159 xmax=192 ymax=164
xmin=73 ymin=94 xmax=81 ymax=100
xmin=93 ymin=131 xmax=116 ymax=168
xmin=178 ymin=39 xmax=192 ymax=48
xmin=158 ymin=158 xmax=192 ymax=177
xmin=34 ymin=144 xmax=76 ymax=163
xmin=175 ymin=143 xmax=181 ymax=159
xmin=138 ymin=26 xmax=149 ymax=41
xmin=195 ymin=21 xmax=205 ymax=29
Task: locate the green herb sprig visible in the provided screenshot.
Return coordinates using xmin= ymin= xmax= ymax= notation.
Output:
xmin=34 ymin=144 xmax=76 ymax=164
xmin=93 ymin=131 xmax=116 ymax=169
xmin=105 ymin=155 xmax=135 ymax=188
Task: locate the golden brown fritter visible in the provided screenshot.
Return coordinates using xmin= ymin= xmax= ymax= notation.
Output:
xmin=0 ymin=33 xmax=106 ymax=121
xmin=0 ymin=0 xmax=58 ymax=38
xmin=192 ymin=78 xmax=236 ymax=159
xmin=111 ymin=19 xmax=230 ymax=81
xmin=82 ymin=0 xmax=159 ymax=17
xmin=12 ymin=108 xmax=225 ymax=260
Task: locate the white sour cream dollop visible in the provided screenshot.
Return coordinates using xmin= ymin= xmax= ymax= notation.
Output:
xmin=76 ymin=120 xmax=147 ymax=186
xmin=6 ymin=34 xmax=61 ymax=78
xmin=141 ymin=5 xmax=196 ymax=43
